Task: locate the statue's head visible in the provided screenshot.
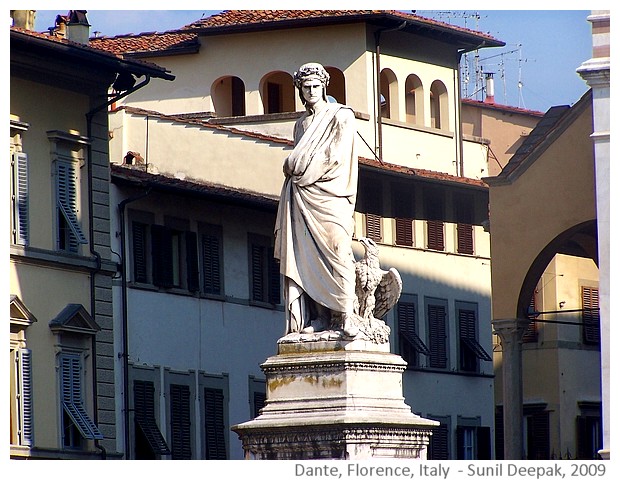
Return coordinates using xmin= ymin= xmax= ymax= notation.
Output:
xmin=293 ymin=63 xmax=330 ymax=105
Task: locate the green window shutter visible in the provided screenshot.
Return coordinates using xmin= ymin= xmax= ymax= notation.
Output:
xmin=202 ymin=232 xmax=222 ymax=295
xmin=170 ymin=384 xmax=192 ymax=459
xmin=12 ymin=152 xmax=29 ymax=246
xmin=185 ymin=231 xmax=200 ymax=292
xmin=132 ymin=221 xmax=148 ymax=283
xmin=55 ymin=159 xmax=87 ymax=249
xmin=428 ymin=304 xmax=447 ymax=368
xmin=18 ymin=348 xmax=34 ymax=446
xmin=60 ymin=354 xmax=103 ymax=440
xmin=204 ymin=387 xmax=227 ymax=459
xmin=134 ymin=380 xmax=170 ymax=456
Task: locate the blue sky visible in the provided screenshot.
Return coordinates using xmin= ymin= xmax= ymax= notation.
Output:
xmin=32 ymin=9 xmax=593 ymax=113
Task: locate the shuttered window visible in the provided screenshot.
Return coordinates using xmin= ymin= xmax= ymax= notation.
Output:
xmin=133 ymin=380 xmax=170 ymax=457
xmin=525 ymin=407 xmax=550 ymax=459
xmin=170 ymin=384 xmax=192 ymax=459
xmin=60 ymin=353 xmax=103 ymax=443
xmin=523 ymin=293 xmax=539 ymax=343
xmin=17 ymin=348 xmax=34 ymax=447
xmin=11 ymin=152 xmax=29 ymax=246
xmin=132 ymin=221 xmax=148 ymax=283
xmin=456 ymin=425 xmax=491 ymax=460
xmin=186 ymin=231 xmax=200 ymax=292
xmin=582 ymin=286 xmax=600 ymax=345
xmin=395 ymin=218 xmax=413 ymax=246
xmin=428 ymin=421 xmax=450 ymax=459
xmin=249 ymin=234 xmax=280 ymax=305
xmin=204 ymin=388 xmax=227 ymax=459
xmin=458 ymin=306 xmax=492 ymax=372
xmin=151 ymin=225 xmax=174 ymax=288
xmin=397 ymin=301 xmax=429 ymax=367
xmin=55 ymin=159 xmax=87 ymax=252
xmin=427 ymin=303 xmax=448 ymax=369
xmin=365 ymin=213 xmax=382 ymax=242
xmin=201 ymin=228 xmax=223 ymax=295
xmin=427 ymin=220 xmax=445 ymax=251
xmin=495 ymin=406 xmax=505 ymax=460
xmin=456 ymin=223 xmax=474 ymax=254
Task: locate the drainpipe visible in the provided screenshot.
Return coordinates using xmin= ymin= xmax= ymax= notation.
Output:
xmin=456 ymin=43 xmax=486 ymax=177
xmin=86 ymin=74 xmax=151 ymax=459
xmin=118 ymin=188 xmax=152 ymax=460
xmin=374 ymin=21 xmax=407 ymax=162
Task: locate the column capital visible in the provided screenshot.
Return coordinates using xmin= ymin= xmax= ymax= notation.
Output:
xmin=492 ymin=318 xmax=531 ymax=344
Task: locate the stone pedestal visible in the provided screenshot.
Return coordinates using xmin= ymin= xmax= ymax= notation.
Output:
xmin=232 ymin=339 xmax=438 ymax=460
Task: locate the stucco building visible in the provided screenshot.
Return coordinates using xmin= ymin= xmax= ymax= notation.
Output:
xmin=9 ymin=10 xmax=173 ymax=459
xmin=91 ymin=10 xmax=506 ymax=459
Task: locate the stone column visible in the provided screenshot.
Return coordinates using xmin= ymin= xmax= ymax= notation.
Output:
xmin=492 ymin=318 xmax=530 ymax=460
xmin=577 ymin=10 xmax=610 ymax=460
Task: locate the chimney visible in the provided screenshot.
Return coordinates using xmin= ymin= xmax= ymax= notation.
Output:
xmin=66 ymin=10 xmax=90 ymax=44
xmin=484 ymin=72 xmax=495 ymax=104
xmin=11 ymin=10 xmax=36 ymax=29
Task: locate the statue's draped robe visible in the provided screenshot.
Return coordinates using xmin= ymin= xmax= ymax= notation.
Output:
xmin=274 ymin=103 xmax=358 ymax=334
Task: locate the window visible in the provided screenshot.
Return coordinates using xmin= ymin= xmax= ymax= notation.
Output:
xmin=424 ymin=188 xmax=444 ymax=251
xmin=130 ymin=212 xmax=199 ymax=292
xmin=523 ymin=292 xmax=539 ymax=343
xmin=392 ymin=183 xmax=415 ymax=247
xmin=576 ymin=402 xmax=602 ymax=459
xmin=249 ymin=376 xmax=266 ymax=419
xmin=380 ymin=69 xmax=398 ymax=119
xmin=430 ymin=80 xmax=449 ymax=130
xmin=457 ymin=303 xmax=492 ymax=372
xmin=405 ymin=74 xmax=424 ymax=125
xmin=397 ymin=297 xmax=429 ymax=367
xmin=248 ymin=233 xmax=280 ymax=305
xmin=524 ymin=404 xmax=550 ymax=460
xmin=581 ymin=286 xmax=600 ymax=345
xmin=455 ymin=194 xmax=474 ymax=255
xmin=9 ymin=295 xmax=36 ymax=448
xmin=427 ymin=416 xmax=450 ymax=459
xmin=201 ymin=372 xmax=229 ymax=460
xmin=10 ymin=151 xmax=29 ymax=246
xmin=133 ymin=380 xmax=170 ymax=458
xmin=59 ymin=353 xmax=103 ymax=448
xmin=426 ymin=299 xmax=448 ymax=369
xmin=170 ymin=383 xmax=192 ymax=459
xmin=456 ymin=425 xmax=492 ymax=460
xmin=261 ymin=72 xmax=295 ymax=114
xmin=200 ymin=223 xmax=223 ymax=296
xmin=357 ymin=175 xmax=383 ymax=242
xmin=55 ymin=157 xmax=87 ymax=252
xmin=212 ymin=76 xmax=246 ymax=117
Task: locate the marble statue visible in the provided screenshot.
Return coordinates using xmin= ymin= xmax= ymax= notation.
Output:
xmin=274 ymin=63 xmax=401 ymax=344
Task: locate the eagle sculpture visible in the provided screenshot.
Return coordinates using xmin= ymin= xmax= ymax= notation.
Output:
xmin=353 ymin=237 xmax=402 ymax=342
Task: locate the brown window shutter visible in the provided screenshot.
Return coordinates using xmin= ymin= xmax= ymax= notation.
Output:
xmin=457 ymin=223 xmax=474 ymax=254
xmin=132 ymin=221 xmax=148 ymax=283
xmin=204 ymin=388 xmax=227 ymax=459
xmin=582 ymin=286 xmax=600 ymax=345
xmin=427 ymin=220 xmax=444 ymax=251
xmin=395 ymin=218 xmax=413 ymax=246
xmin=365 ymin=213 xmax=382 ymax=242
xmin=185 ymin=231 xmax=199 ymax=292
xmin=202 ymin=233 xmax=222 ymax=295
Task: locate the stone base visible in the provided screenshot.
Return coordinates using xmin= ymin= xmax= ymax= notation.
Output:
xmin=232 ymin=339 xmax=438 ymax=460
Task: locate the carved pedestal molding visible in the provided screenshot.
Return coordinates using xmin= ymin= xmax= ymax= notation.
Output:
xmin=232 ymin=339 xmax=437 ymax=459
xmin=492 ymin=318 xmax=530 ymax=460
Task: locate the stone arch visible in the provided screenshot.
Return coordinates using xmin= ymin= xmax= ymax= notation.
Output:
xmin=380 ymin=68 xmax=398 ymax=119
xmin=259 ymin=71 xmax=295 ymax=114
xmin=405 ymin=74 xmax=423 ymax=125
xmin=211 ymin=76 xmax=246 ymax=117
xmin=430 ymin=80 xmax=449 ymax=130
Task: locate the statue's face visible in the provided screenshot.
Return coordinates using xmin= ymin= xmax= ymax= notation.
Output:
xmin=301 ymin=77 xmax=325 ymax=107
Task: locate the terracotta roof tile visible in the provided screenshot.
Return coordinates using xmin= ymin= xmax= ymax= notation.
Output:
xmin=111 ymin=163 xmax=279 ymax=210
xmin=89 ymin=31 xmax=200 ymax=57
xmin=358 ymin=156 xmax=488 ymax=189
xmin=180 ymin=9 xmax=502 ymax=45
xmin=461 ymin=98 xmax=545 ymax=117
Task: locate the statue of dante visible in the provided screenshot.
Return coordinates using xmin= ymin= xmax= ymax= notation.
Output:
xmin=274 ymin=62 xmax=358 ymax=338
